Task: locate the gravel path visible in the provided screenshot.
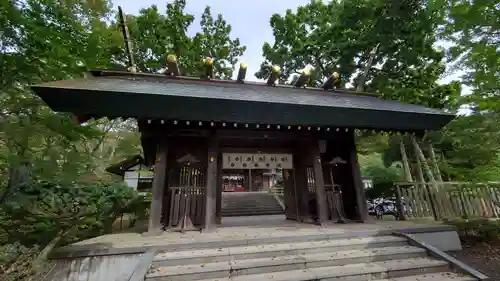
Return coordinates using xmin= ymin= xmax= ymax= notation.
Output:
xmin=448 ymin=240 xmax=500 ymax=280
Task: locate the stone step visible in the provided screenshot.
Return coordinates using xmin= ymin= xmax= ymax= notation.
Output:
xmin=221 ymin=209 xmax=283 ymax=214
xmin=222 ymin=204 xmax=282 ymax=209
xmin=153 ymin=244 xmax=423 ymax=267
xmin=192 ymin=271 xmax=473 ymax=281
xmin=221 ymin=212 xmax=284 ymax=217
xmin=146 ymin=257 xmax=449 ymax=281
xmin=153 ymin=236 xmax=408 ymax=266
xmin=379 ymin=272 xmax=477 ymax=281
xmin=152 ymin=231 xmax=409 ymax=252
xmin=192 ymin=272 xmax=476 ymax=281
xmin=222 ymin=199 xmax=279 ymax=207
xmin=221 ymin=210 xmax=284 ymax=216
xmin=222 ymin=202 xmax=281 ymax=207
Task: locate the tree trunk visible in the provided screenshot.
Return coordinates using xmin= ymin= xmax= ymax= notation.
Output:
xmin=1 ymin=162 xmax=30 ymax=205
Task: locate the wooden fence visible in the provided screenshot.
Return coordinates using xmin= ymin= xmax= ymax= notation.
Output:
xmin=395 ymin=182 xmax=500 ymax=220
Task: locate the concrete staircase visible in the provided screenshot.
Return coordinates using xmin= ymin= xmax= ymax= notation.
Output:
xmin=221 ymin=191 xmax=284 ymax=217
xmin=145 ymin=234 xmax=477 ymax=281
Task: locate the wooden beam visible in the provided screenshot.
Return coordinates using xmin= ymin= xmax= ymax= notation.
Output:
xmin=148 ymin=140 xmax=168 ymax=233
xmin=219 ymin=147 xmax=293 ymax=154
xmin=216 ymin=129 xmax=314 ymax=140
xmin=203 ymin=136 xmax=218 ymax=230
xmin=311 ymin=141 xmax=329 ymax=224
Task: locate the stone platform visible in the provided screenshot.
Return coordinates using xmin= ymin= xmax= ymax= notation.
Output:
xmin=43 ymin=216 xmax=486 ymax=281
xmin=54 ymin=215 xmax=461 ymax=257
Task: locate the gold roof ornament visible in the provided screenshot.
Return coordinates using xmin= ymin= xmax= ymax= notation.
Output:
xmin=321 ymin=71 xmax=341 ymax=90
xmin=203 ymin=56 xmax=214 ymax=78
xmin=266 ymin=65 xmax=281 ymax=86
xmin=237 ymin=62 xmax=247 ymax=82
xmin=294 ymin=67 xmax=312 ymax=88
xmin=166 ymin=54 xmax=180 ymax=76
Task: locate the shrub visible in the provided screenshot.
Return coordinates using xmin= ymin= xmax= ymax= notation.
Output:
xmin=445 ymin=218 xmax=500 ymax=243
xmin=1 ymin=180 xmax=149 ymax=249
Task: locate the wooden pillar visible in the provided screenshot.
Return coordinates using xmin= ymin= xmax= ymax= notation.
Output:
xmin=249 ymin=169 xmax=253 ymax=191
xmin=311 ymin=141 xmax=329 ymax=224
xmin=148 ymin=140 xmax=168 ymax=233
xmin=347 ymin=132 xmax=367 ymax=222
xmin=283 ymin=169 xmax=298 ymax=220
xmin=203 ymin=136 xmax=218 ymax=230
xmin=215 ymin=153 xmax=222 ymax=225
xmin=293 ymin=149 xmax=309 ymax=221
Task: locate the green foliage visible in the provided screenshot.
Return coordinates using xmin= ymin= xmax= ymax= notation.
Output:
xmin=445 ymin=218 xmax=500 ymax=243
xmin=356 ymin=133 xmax=390 ymax=155
xmin=1 ymin=181 xmax=144 ymax=247
xmin=255 ymin=0 xmax=460 ymax=110
xmin=0 ymin=0 xmax=133 ymax=186
xmin=441 ymin=0 xmax=499 ymax=110
xmin=360 ymin=153 xmax=403 ymax=198
xmin=111 ymin=0 xmax=246 ymax=79
xmin=378 ymin=112 xmax=500 ymax=182
xmin=435 ymin=113 xmax=500 ymax=181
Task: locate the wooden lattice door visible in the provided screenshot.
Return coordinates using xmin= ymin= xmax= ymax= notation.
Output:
xmin=166 ymin=155 xmax=206 ymax=229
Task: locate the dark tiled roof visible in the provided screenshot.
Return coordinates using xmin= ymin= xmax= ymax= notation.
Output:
xmin=105 ymin=155 xmax=144 ymax=176
xmin=31 ymin=70 xmax=454 ymax=131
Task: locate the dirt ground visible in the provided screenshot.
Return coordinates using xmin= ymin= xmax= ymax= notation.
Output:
xmin=448 ymin=240 xmax=500 ymax=280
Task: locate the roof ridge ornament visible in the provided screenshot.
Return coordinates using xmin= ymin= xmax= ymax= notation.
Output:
xmin=237 ymin=62 xmax=247 ymax=82
xmin=166 ymin=54 xmax=180 ymax=76
xmin=294 ymin=67 xmax=312 ymax=88
xmin=203 ymin=56 xmax=214 ymax=79
xmin=321 ymin=71 xmax=340 ymax=90
xmin=266 ymin=65 xmax=281 ymax=86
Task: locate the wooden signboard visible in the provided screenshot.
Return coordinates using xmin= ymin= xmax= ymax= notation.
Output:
xmin=222 ymin=153 xmax=293 ymax=169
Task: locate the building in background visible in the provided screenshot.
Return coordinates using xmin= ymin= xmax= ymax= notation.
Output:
xmin=106 ymin=155 xmax=153 ymax=195
xmin=362 ymin=177 xmax=373 ymax=189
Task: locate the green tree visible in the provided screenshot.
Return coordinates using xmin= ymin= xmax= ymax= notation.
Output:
xmin=0 ymin=181 xmax=144 ymax=280
xmin=441 ymin=0 xmax=499 ymax=111
xmin=111 ymin=0 xmax=246 ymax=79
xmin=0 ymin=0 xmax=138 ymax=188
xmin=255 ymin=0 xmax=460 ymax=109
xmin=360 ymin=153 xmax=403 ymax=198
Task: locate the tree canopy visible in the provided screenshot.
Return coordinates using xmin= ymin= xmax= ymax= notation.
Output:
xmin=109 ymin=1 xmax=246 ymax=78
xmin=0 ymin=0 xmax=499 ymax=278
xmin=0 ymin=1 xmax=246 ymax=279
xmin=255 ymin=0 xmax=461 ymax=110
